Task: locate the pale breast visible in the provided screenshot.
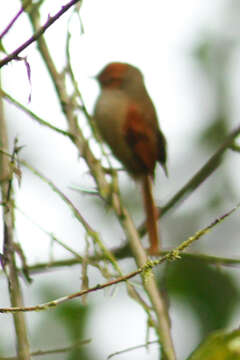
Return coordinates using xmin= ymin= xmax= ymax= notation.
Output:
xmin=94 ymin=89 xmax=144 ymax=175
xmin=94 ymin=89 xmax=128 ymax=141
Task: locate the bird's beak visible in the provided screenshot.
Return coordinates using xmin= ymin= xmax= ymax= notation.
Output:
xmin=90 ymin=74 xmax=97 ymax=81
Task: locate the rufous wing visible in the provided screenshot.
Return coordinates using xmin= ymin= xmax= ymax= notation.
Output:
xmin=123 ymin=103 xmax=158 ymax=176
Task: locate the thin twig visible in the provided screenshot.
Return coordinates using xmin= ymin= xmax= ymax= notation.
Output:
xmin=0 ymin=89 xmax=74 ymax=139
xmin=162 ymin=125 xmax=240 ymax=215
xmin=3 ymin=250 xmax=239 ymax=277
xmin=0 ymin=0 xmax=32 ymax=40
xmin=107 ymin=339 xmax=159 ymax=359
xmin=22 ymin=161 xmax=122 ymax=275
xmin=22 ymin=161 xmax=95 ymax=233
xmin=65 ymin=31 xmax=92 ymax=123
xmin=0 ymin=0 xmax=82 ymax=68
xmin=0 ymin=338 xmax=91 ymax=359
xmin=139 ymin=125 xmax=240 ymax=237
xmin=15 ymin=205 xmax=116 ymax=280
xmin=0 ymin=202 xmax=236 ymax=314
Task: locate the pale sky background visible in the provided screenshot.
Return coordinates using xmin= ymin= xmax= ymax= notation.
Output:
xmin=0 ymin=1 xmax=239 ymax=359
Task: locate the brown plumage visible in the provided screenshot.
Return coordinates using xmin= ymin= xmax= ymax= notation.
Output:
xmin=94 ymin=62 xmax=167 ymax=254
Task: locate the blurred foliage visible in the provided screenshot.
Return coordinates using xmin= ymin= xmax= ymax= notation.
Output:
xmin=199 ymin=115 xmax=229 ymax=149
xmin=206 ymin=176 xmax=235 ymax=211
xmin=193 ymin=38 xmax=231 ymax=150
xmin=164 ymin=258 xmax=239 ymax=337
xmin=31 ymin=285 xmax=92 ymax=360
xmin=56 ymin=302 xmax=91 ymax=360
xmin=187 ymin=329 xmax=240 ymax=360
xmin=189 ymin=27 xmax=239 ymax=242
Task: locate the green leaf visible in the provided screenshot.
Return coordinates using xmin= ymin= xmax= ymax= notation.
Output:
xmin=198 ymin=116 xmax=229 ymax=149
xmin=188 ymin=329 xmax=240 ymax=360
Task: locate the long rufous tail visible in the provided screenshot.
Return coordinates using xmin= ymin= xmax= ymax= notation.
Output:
xmin=142 ymin=175 xmax=160 ymax=254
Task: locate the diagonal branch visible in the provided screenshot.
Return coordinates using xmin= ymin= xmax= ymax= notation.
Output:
xmin=162 ymin=125 xmax=240 ymax=215
xmin=0 ymin=338 xmax=90 ymax=360
xmin=0 ymin=89 xmax=74 ymax=139
xmin=0 ymin=0 xmax=32 ymax=40
xmin=9 ymin=250 xmax=240 ymax=276
xmin=0 ymin=0 xmax=82 ymax=68
xmin=139 ymin=125 xmax=240 ymax=237
xmin=0 ymin=202 xmax=237 ymax=314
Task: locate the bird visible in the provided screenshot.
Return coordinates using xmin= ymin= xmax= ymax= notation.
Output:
xmin=94 ymin=62 xmax=167 ymax=254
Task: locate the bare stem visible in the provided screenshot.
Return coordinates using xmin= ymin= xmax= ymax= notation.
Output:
xmin=0 ymin=88 xmax=30 ymax=357
xmin=0 ymin=0 xmax=33 ymax=40
xmin=0 ymin=0 xmax=82 ymax=68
